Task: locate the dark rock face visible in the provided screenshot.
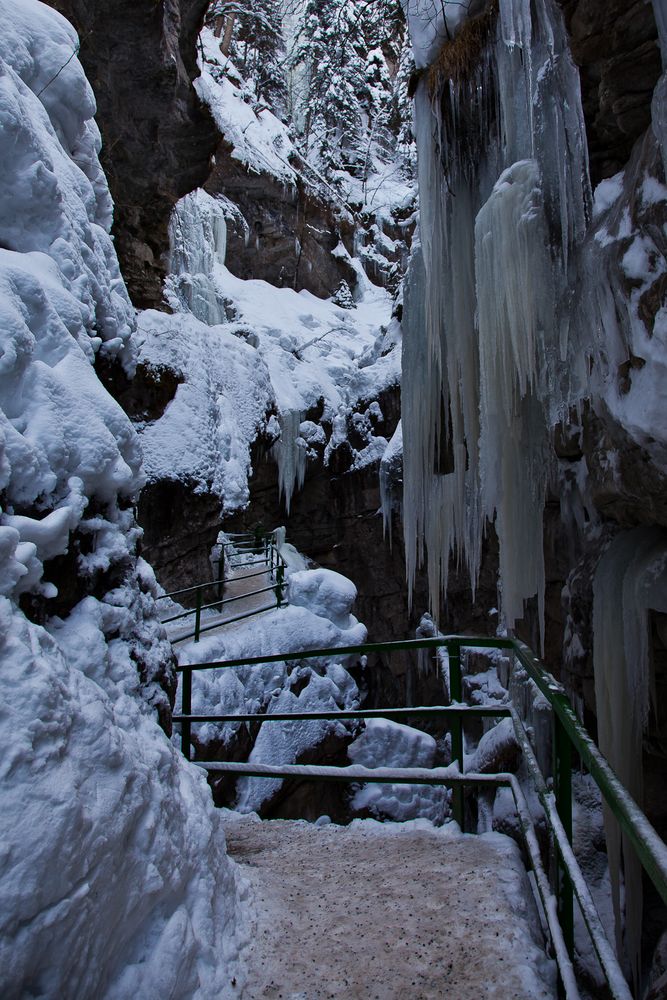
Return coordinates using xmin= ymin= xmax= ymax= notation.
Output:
xmin=583 ymin=404 xmax=667 ymax=529
xmin=44 ymin=0 xmax=218 ymax=309
xmin=558 ymin=0 xmax=661 ymax=183
xmin=137 ymin=479 xmax=221 ymax=603
xmin=205 ymin=143 xmax=358 ymax=298
xmin=96 ymin=355 xmax=183 ymax=423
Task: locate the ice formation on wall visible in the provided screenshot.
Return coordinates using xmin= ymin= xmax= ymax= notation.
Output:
xmin=271 ymin=409 xmax=307 ymax=513
xmin=167 ymin=188 xmax=241 ymax=326
xmin=402 ymin=0 xmax=591 ymax=638
xmin=593 ymin=528 xmax=667 ymax=982
xmin=0 ymin=2 xmax=246 ymax=993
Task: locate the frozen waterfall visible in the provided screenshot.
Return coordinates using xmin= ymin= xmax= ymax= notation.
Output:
xmin=166 ymin=188 xmax=243 ymax=325
xmin=402 ymin=0 xmax=591 ymax=639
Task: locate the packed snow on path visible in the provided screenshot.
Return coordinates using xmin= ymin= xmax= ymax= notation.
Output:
xmin=0 ymin=2 xmax=248 ymax=995
xmin=225 ymin=813 xmax=557 ymax=999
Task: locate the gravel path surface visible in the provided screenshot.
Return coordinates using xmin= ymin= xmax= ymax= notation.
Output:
xmin=226 ymin=815 xmax=557 ymax=999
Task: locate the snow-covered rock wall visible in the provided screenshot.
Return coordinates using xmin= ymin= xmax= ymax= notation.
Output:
xmin=0 ymin=3 xmax=245 ymax=994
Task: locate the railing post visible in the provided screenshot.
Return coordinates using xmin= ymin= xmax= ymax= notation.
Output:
xmin=554 ymin=714 xmax=574 ymax=960
xmin=254 ymin=524 xmax=263 ymax=554
xmin=181 ymin=666 xmax=192 ymax=761
xmin=275 ymin=562 xmax=284 ymax=607
xmin=449 ymin=640 xmax=464 ymax=830
xmin=217 ymin=548 xmax=225 ymax=608
xmin=194 ymin=587 xmax=202 ymax=643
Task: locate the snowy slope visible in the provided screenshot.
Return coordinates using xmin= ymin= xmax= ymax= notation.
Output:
xmin=0 ymin=3 xmax=247 ymax=995
xmin=137 ymin=187 xmax=400 ymax=514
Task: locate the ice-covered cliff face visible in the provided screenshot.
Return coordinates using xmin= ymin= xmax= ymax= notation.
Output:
xmin=402 ymin=0 xmax=591 ymax=642
xmin=0 ymin=2 xmax=245 ymax=995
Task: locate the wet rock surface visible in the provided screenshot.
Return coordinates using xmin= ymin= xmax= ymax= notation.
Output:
xmin=558 ymin=0 xmax=661 ymax=183
xmin=137 ymin=479 xmax=221 ymax=602
xmin=205 ymin=148 xmax=358 ymax=299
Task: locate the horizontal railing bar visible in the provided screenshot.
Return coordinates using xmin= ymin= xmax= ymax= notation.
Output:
xmin=176 ymin=635 xmax=512 ymax=672
xmin=230 ymin=558 xmax=272 ymax=568
xmin=171 ymin=601 xmax=287 ymax=643
xmin=161 ymin=608 xmax=198 ymax=624
xmin=225 ymin=567 xmax=275 ymax=583
xmin=222 ymin=542 xmax=263 ymax=549
xmin=211 ymin=583 xmax=283 ymax=608
xmin=173 ymin=705 xmax=512 ymax=724
xmin=198 ymin=760 xmax=464 ymax=783
xmin=163 ymin=584 xmax=284 ymax=623
xmin=156 ymin=580 xmax=223 ymax=601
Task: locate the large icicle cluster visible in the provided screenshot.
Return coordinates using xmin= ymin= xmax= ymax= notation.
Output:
xmin=402 ymin=0 xmax=591 ymax=638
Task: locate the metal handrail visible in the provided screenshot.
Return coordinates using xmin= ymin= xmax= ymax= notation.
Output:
xmin=159 ymin=530 xmax=288 ymax=641
xmin=174 ymin=632 xmax=666 ymax=999
xmin=171 ymin=601 xmax=289 ymax=644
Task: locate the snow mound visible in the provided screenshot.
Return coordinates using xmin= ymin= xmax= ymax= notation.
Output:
xmin=136 ymin=308 xmax=273 ymax=512
xmin=0 ymin=597 xmax=246 ymax=998
xmin=287 ymin=567 xmax=359 ymax=630
xmin=348 ymin=718 xmax=449 ymax=823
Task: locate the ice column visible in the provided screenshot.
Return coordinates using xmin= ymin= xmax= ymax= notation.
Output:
xmin=593 ymin=528 xmax=667 ymax=984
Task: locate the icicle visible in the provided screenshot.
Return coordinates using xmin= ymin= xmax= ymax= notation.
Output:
xmin=270 ymin=409 xmax=307 ymax=514
xmin=379 ymin=421 xmax=403 ymax=547
xmin=592 ymin=528 xmax=667 ymax=987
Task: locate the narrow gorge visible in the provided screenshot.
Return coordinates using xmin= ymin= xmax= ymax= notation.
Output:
xmin=1 ymin=0 xmax=666 ymax=997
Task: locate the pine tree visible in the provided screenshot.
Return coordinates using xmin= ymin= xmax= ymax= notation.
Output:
xmin=292 ymin=0 xmax=367 ymax=176
xmin=291 ymin=0 xmax=409 ymax=184
xmin=206 ymin=1 xmax=288 ymax=116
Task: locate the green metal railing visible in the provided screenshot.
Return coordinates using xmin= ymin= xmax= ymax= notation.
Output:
xmin=155 ymin=530 xmax=288 ymax=643
xmin=172 ymin=634 xmax=667 ymax=1000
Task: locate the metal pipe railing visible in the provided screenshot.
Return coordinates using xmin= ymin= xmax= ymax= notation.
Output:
xmin=174 ymin=631 xmax=667 ymax=1000
xmin=159 ymin=531 xmax=288 ymax=641
xmin=171 ymin=601 xmax=288 ymax=645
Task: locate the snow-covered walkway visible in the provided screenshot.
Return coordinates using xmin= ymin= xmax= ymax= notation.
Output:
xmin=164 ymin=556 xmax=278 ymax=643
xmin=228 ymin=815 xmax=556 ymax=999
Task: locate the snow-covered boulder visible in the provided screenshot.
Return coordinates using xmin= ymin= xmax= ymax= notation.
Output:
xmin=287 ymin=568 xmax=359 ymax=630
xmin=348 ymin=718 xmax=448 ymax=824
